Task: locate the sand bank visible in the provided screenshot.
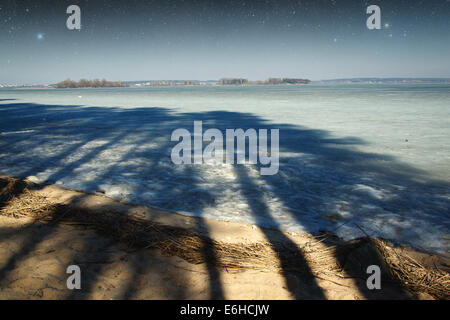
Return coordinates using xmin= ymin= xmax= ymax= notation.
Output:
xmin=0 ymin=175 xmax=448 ymax=299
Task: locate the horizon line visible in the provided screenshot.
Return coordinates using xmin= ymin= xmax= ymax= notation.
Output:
xmin=2 ymin=77 xmax=450 ymax=87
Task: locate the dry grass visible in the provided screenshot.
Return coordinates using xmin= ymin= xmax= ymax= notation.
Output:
xmin=0 ymin=176 xmax=335 ymax=274
xmin=373 ymin=238 xmax=450 ymax=299
xmin=1 ymin=175 xmax=449 ymax=299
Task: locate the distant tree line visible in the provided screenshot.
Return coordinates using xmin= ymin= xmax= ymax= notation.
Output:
xmin=218 ymin=78 xmax=249 ymax=85
xmin=267 ymin=78 xmax=311 ymax=84
xmin=54 ymin=79 xmax=129 ymax=88
xmin=218 ymin=78 xmax=311 ymax=85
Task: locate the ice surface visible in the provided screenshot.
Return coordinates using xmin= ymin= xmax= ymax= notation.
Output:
xmin=0 ymin=84 xmax=449 ymax=254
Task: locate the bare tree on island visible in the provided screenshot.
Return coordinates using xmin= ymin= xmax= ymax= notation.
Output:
xmin=55 ymin=79 xmax=129 ymax=88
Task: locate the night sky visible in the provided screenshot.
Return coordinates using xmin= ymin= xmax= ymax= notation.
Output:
xmin=1 ymin=0 xmax=449 ymax=84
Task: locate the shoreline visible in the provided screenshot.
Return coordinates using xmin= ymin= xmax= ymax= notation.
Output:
xmin=0 ymin=175 xmax=448 ymax=299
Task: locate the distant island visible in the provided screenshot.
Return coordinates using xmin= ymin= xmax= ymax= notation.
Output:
xmin=128 ymin=78 xmax=311 ymax=87
xmin=54 ymin=79 xmax=129 ymax=88
xmin=226 ymin=78 xmax=310 ymax=85
xmin=217 ymin=78 xmax=311 ymax=85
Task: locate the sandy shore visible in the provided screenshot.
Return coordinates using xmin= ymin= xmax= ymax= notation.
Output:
xmin=0 ymin=176 xmax=448 ymax=299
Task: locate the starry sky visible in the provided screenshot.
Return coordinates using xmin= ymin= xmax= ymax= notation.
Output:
xmin=1 ymin=0 xmax=450 ymax=84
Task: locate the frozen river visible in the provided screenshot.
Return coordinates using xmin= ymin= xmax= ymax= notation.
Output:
xmin=0 ymin=84 xmax=449 ymax=253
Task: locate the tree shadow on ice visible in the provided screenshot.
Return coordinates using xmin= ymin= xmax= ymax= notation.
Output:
xmin=0 ymin=101 xmax=449 ymax=299
xmin=0 ymin=103 xmax=225 ymax=299
xmin=192 ymin=111 xmax=448 ymax=298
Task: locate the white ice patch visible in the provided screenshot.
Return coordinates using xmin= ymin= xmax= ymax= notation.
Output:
xmin=352 ymin=184 xmax=387 ymax=200
xmin=1 ymin=130 xmax=36 ymax=135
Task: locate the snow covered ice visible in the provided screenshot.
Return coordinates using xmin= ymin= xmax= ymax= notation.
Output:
xmin=0 ymin=84 xmax=449 ymax=254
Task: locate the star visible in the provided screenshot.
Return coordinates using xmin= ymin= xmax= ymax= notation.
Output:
xmin=384 ymin=23 xmax=390 ymax=28
xmin=37 ymin=33 xmax=44 ymax=40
